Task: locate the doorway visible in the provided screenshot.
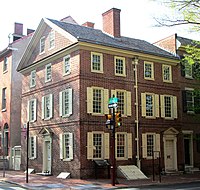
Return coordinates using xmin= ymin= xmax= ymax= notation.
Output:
xmin=183 ymin=132 xmax=193 ymax=167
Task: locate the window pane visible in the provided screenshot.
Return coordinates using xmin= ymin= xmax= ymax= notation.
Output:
xmin=146 ymin=94 xmax=153 ymax=116
xmin=145 ymin=63 xmax=152 ymax=78
xmin=64 ymin=134 xmax=70 ymax=159
xmin=116 ymin=58 xmax=124 ymax=75
xmin=186 ymin=91 xmax=194 ymax=112
xmin=164 ymin=96 xmax=172 ymax=117
xmin=163 ymin=65 xmax=170 ymax=81
xmin=117 ymin=91 xmax=125 ymax=114
xmin=117 ymin=134 xmax=125 ymax=158
xmin=63 ymin=91 xmax=69 ymax=115
xmin=93 ymin=89 xmax=102 ymax=113
xmin=2 ymin=88 xmax=6 ymax=110
xmin=92 ymin=54 xmax=101 ymax=71
xmin=93 ymin=133 xmax=102 ymax=158
xmin=147 ymin=134 xmax=154 ymax=157
xmin=64 ymin=56 xmax=70 ymax=74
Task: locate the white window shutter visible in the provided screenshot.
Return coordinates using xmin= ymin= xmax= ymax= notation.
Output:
xmin=104 ymin=133 xmax=110 ymax=159
xmin=87 ymin=132 xmax=93 ymax=159
xmin=173 ymin=96 xmax=178 ymax=118
xmin=59 ymin=91 xmax=63 ymax=117
xmin=33 ymin=99 xmax=37 ymax=121
xmin=49 ymin=94 xmax=53 ymax=118
xmin=126 ymin=91 xmax=132 ymax=116
xmin=87 ymin=87 xmax=93 ymax=114
xmin=142 ymin=134 xmax=147 ymax=158
xmin=33 ymin=136 xmax=37 ymax=159
xmin=59 ymin=134 xmax=63 ymax=159
xmin=104 ymin=89 xmax=109 ymax=114
xmin=68 ymin=88 xmax=73 ymax=116
xmin=155 ymin=94 xmax=159 ymax=117
xmin=41 ymin=97 xmax=45 ymax=119
xmin=160 ymin=95 xmax=165 ymax=118
xmin=68 ymin=133 xmax=74 ymax=160
xmin=141 ymin=93 xmax=146 ymax=117
xmin=155 ymin=134 xmax=160 ymax=158
xmin=127 ymin=133 xmax=132 ymax=159
xmin=27 ymin=101 xmax=30 ymax=122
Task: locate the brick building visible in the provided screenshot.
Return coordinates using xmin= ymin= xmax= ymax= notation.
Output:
xmin=0 ymin=23 xmax=33 ymax=169
xmin=17 ymin=8 xmax=197 ymax=178
xmin=154 ymin=34 xmax=200 ymax=172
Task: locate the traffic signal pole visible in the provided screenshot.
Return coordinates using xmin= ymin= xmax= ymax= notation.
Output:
xmin=111 ymin=107 xmax=116 ymax=186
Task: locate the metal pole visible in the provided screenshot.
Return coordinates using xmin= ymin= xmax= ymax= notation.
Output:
xmin=111 ymin=107 xmax=116 ymax=186
xmin=159 ymin=151 xmax=161 ymax=183
xmin=26 ymin=122 xmax=29 ymax=183
xmin=2 ymin=126 xmax=5 ymax=177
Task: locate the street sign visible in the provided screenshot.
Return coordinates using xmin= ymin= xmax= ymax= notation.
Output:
xmin=108 ymin=97 xmax=118 ymax=104
xmin=108 ymin=103 xmax=118 ymax=109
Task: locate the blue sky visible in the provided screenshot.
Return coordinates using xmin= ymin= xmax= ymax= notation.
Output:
xmin=0 ymin=0 xmax=198 ymax=50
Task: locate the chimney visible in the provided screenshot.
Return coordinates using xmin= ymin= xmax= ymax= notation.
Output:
xmin=102 ymin=8 xmax=121 ymax=37
xmin=82 ymin=22 xmax=95 ymax=28
xmin=13 ymin=22 xmax=23 ymax=41
xmin=27 ymin=28 xmax=35 ymax=35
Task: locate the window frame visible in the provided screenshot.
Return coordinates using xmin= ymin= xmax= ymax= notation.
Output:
xmin=42 ymin=94 xmax=53 ymax=120
xmin=45 ymin=63 xmax=52 ymax=83
xmin=30 ymin=70 xmax=36 ymax=88
xmin=91 ymin=52 xmax=103 ymax=73
xmin=114 ymin=56 xmax=126 ymax=77
xmin=27 ymin=99 xmax=37 ymax=122
xmin=29 ymin=136 xmax=37 ymax=159
xmin=39 ymin=36 xmax=45 ymax=54
xmin=185 ymin=61 xmax=193 ymax=79
xmin=144 ymin=61 xmax=154 ymax=80
xmin=162 ymin=64 xmax=172 ymax=83
xmin=60 ymin=132 xmax=73 ymax=161
xmin=185 ymin=88 xmax=195 ymax=114
xmin=2 ymin=87 xmax=6 ymax=111
xmin=48 ymin=30 xmax=55 ymax=49
xmin=3 ymin=57 xmax=8 ymax=73
xmin=63 ymin=55 xmax=71 ymax=76
xmin=59 ymin=88 xmax=73 ymax=117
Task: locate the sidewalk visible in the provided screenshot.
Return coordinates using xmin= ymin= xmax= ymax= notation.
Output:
xmin=0 ymin=170 xmax=200 ymax=189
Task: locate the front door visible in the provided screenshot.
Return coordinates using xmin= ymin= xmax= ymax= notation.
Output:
xmin=183 ymin=133 xmax=193 ymax=167
xmin=165 ymin=140 xmax=175 ymax=170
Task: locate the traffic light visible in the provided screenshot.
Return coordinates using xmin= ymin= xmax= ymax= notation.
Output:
xmin=105 ymin=114 xmax=113 ymax=129
xmin=115 ymin=112 xmax=122 ymax=127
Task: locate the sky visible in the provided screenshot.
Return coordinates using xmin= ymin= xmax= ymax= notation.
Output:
xmin=0 ymin=0 xmax=199 ymax=51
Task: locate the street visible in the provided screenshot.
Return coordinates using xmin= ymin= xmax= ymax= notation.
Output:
xmin=0 ymin=181 xmax=26 ymax=190
xmin=116 ymin=181 xmax=200 ymax=190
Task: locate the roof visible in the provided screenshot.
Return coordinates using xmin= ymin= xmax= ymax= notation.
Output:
xmin=48 ymin=18 xmax=178 ymax=60
xmin=177 ymin=36 xmax=199 ymax=47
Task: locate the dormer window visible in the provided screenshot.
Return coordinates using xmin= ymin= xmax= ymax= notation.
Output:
xmin=40 ymin=36 xmax=45 ymax=54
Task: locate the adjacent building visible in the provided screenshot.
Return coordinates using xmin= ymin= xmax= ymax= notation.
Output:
xmin=0 ymin=23 xmax=33 ymax=169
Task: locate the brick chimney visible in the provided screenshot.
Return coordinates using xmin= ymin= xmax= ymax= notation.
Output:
xmin=13 ymin=22 xmax=23 ymax=41
xmin=82 ymin=22 xmax=95 ymax=28
xmin=102 ymin=8 xmax=121 ymax=37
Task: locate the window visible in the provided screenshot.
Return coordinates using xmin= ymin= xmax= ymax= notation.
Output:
xmin=29 ymin=136 xmax=37 ymax=159
xmin=59 ymin=88 xmax=73 ymax=117
xmin=30 ymin=70 xmax=36 ymax=88
xmin=182 ymin=89 xmax=195 ymax=114
xmin=45 ymin=63 xmax=52 ymax=82
xmin=27 ymin=99 xmax=37 ymax=122
xmin=185 ymin=62 xmax=193 ymax=78
xmin=40 ymin=36 xmax=45 ymax=53
xmin=162 ymin=65 xmax=172 ymax=82
xmin=116 ymin=133 xmax=132 ymax=160
xmin=141 ymin=93 xmax=159 ymax=118
xmin=87 ymin=132 xmax=109 ymax=160
xmin=111 ymin=89 xmax=131 ymax=116
xmin=42 ymin=94 xmax=53 ymax=120
xmin=144 ymin=61 xmax=154 ymax=80
xmin=60 ymin=133 xmax=73 ymax=161
xmin=142 ymin=133 xmax=160 ymax=159
xmin=3 ymin=57 xmax=8 ymax=72
xmin=160 ymin=95 xmax=177 ymax=119
xmin=91 ymin=52 xmax=103 ymax=73
xmin=49 ymin=30 xmax=55 ymax=49
xmin=2 ymin=88 xmax=6 ymax=110
xmin=87 ymin=87 xmax=109 ymax=115
xmin=63 ymin=55 xmax=70 ymax=75
xmin=115 ymin=56 xmax=126 ymax=76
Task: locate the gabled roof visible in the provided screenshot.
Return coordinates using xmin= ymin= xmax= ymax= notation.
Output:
xmin=177 ymin=36 xmax=200 ymax=47
xmin=17 ymin=17 xmax=178 ymax=72
xmin=48 ymin=18 xmax=178 ymax=59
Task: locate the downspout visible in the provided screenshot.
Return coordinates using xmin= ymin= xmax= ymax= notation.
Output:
xmin=133 ymin=57 xmax=140 ymax=169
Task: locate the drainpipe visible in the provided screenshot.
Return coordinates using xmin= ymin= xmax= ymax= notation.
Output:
xmin=133 ymin=57 xmax=140 ymax=169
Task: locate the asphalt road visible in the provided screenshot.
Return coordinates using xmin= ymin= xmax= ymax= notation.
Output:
xmin=0 ymin=181 xmax=26 ymax=190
